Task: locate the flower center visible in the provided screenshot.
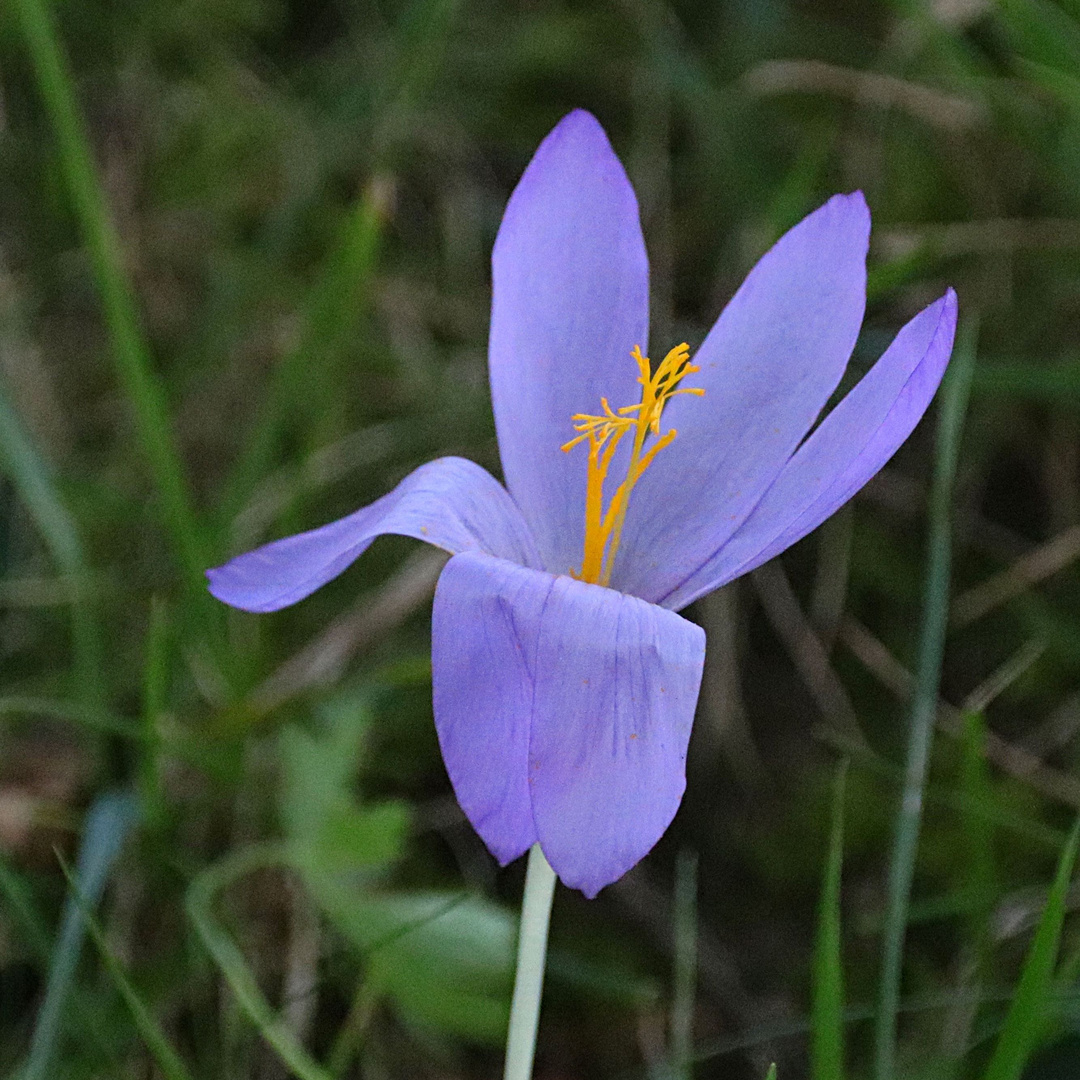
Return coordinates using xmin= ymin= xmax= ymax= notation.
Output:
xmin=561 ymin=343 xmax=704 ymax=587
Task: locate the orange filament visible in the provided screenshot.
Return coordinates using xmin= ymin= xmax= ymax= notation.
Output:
xmin=561 ymin=343 xmax=704 ymax=586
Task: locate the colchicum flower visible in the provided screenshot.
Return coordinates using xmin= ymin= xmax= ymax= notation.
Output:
xmin=208 ymin=110 xmax=957 ymax=898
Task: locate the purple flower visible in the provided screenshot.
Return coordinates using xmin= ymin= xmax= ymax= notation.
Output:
xmin=207 ymin=110 xmax=957 ymax=898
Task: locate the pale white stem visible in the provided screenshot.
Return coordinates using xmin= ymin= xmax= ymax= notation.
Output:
xmin=503 ymin=844 xmax=557 ymax=1080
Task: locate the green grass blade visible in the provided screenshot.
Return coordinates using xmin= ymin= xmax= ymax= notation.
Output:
xmin=139 ymin=596 xmax=170 ymax=828
xmin=0 ymin=695 xmax=142 ymax=739
xmin=670 ymin=848 xmax=698 ymax=1080
xmin=765 ymin=1064 xmax=778 ymax=1080
xmin=995 ymin=0 xmax=1080 ymax=75
xmin=56 ymin=855 xmax=194 ymax=1080
xmin=961 ymin=711 xmax=997 ymax=959
xmin=0 ymin=362 xmax=80 ymax=579
xmin=12 ymin=0 xmax=207 ymax=599
xmin=1 ymin=853 xmax=144 ymax=1065
xmin=24 ymin=790 xmax=138 ymax=1080
xmin=218 ymin=183 xmax=389 ymax=525
xmin=982 ymin=817 xmax=1080 ymax=1080
xmin=0 ymin=854 xmax=52 ymax=961
xmin=813 ymin=761 xmax=848 ymax=1080
xmin=873 ymin=315 xmax=977 ymax=1080
xmin=186 ymin=844 xmax=335 ymax=1080
xmin=218 ymin=0 xmax=460 ymax=530
xmin=0 ymin=380 xmax=102 ymax=705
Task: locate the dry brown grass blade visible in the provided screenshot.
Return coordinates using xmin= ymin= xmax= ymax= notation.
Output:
xmin=961 ymin=639 xmax=1046 ymax=715
xmin=810 ymin=504 xmax=854 ymax=655
xmin=277 ymin=875 xmax=321 ymax=1070
xmin=247 ymin=547 xmax=448 ymax=718
xmin=878 ymin=219 xmax=1080 ymax=263
xmin=741 ymin=58 xmax=986 ymax=132
xmin=694 ymin=584 xmax=764 ymax=786
xmin=951 ymin=523 xmax=1080 ymax=629
xmin=610 ymin=864 xmax=777 ymax=1072
xmin=840 ymin=617 xmax=1080 ymax=809
xmin=751 ymin=561 xmax=868 ymax=750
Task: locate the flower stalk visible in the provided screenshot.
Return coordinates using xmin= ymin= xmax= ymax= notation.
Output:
xmin=504 ymin=844 xmax=557 ymax=1080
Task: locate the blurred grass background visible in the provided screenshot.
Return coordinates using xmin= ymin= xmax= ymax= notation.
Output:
xmin=4 ymin=0 xmax=1080 ymax=1076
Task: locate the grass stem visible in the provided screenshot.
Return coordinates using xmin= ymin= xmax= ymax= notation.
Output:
xmin=873 ymin=316 xmax=977 ymax=1080
xmin=670 ymin=849 xmax=698 ymax=1079
xmin=14 ymin=0 xmax=207 ymax=600
xmin=812 ymin=761 xmax=848 ymax=1080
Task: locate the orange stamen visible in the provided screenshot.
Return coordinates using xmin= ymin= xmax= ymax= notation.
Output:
xmin=562 ymin=343 xmax=704 ymax=586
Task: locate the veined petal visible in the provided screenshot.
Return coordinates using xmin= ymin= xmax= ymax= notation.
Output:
xmin=431 ymin=554 xmax=545 ymax=865
xmin=207 ymin=457 xmax=540 ymax=613
xmin=611 ymin=193 xmax=870 ymax=603
xmin=489 ymin=110 xmax=650 ymax=576
xmin=432 ymin=552 xmax=705 ymax=896
xmin=659 ymin=290 xmax=958 ymax=611
xmin=528 ymin=571 xmax=705 ymax=897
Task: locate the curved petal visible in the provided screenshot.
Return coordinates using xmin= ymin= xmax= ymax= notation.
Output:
xmin=490 ymin=109 xmax=650 ymax=576
xmin=206 ymin=457 xmax=540 ymax=612
xmin=431 ymin=553 xmax=545 ymax=865
xmin=528 ymin=571 xmax=705 ymax=897
xmin=431 ymin=551 xmax=705 ymax=896
xmin=659 ymin=289 xmax=958 ymax=611
xmin=611 ymin=193 xmax=870 ymax=603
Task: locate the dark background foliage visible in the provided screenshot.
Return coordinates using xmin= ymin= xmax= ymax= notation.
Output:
xmin=3 ymin=0 xmax=1080 ymax=1077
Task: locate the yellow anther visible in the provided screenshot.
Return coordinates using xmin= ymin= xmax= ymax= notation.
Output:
xmin=562 ymin=343 xmax=704 ymax=586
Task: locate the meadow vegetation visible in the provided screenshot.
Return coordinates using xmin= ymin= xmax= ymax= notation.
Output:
xmin=4 ymin=1 xmax=1080 ymax=1077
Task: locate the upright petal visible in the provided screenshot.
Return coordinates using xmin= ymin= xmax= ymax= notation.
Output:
xmin=431 ymin=554 xmax=546 ymax=865
xmin=432 ymin=552 xmax=705 ymax=896
xmin=659 ymin=290 xmax=958 ymax=611
xmin=489 ymin=110 xmax=650 ymax=576
xmin=207 ymin=457 xmax=540 ymax=612
xmin=611 ymin=194 xmax=870 ymax=603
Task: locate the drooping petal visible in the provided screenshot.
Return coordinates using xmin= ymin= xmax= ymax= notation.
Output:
xmin=528 ymin=571 xmax=705 ymax=897
xmin=207 ymin=457 xmax=540 ymax=612
xmin=431 ymin=551 xmax=705 ymax=896
xmin=659 ymin=289 xmax=958 ymax=611
xmin=489 ymin=109 xmax=650 ymax=577
xmin=611 ymin=193 xmax=871 ymax=603
xmin=431 ymin=553 xmax=545 ymax=865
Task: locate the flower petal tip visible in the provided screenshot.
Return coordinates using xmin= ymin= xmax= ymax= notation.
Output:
xmin=488 ymin=107 xmax=648 ymax=572
xmin=204 ymin=562 xmax=286 ymax=614
xmin=205 ymin=564 xmax=244 ymax=608
xmin=555 ymin=107 xmax=604 ymax=133
xmin=826 ymin=189 xmax=871 ymax=243
xmin=520 ymin=109 xmax=623 ymax=191
xmin=939 ymin=288 xmax=960 ymax=352
xmin=926 ymin=287 xmax=959 ymax=344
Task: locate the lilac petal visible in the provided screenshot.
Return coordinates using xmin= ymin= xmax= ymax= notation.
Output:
xmin=528 ymin=571 xmax=705 ymax=897
xmin=489 ymin=109 xmax=650 ymax=577
xmin=611 ymin=193 xmax=871 ymax=603
xmin=432 ymin=551 xmax=705 ymax=896
xmin=431 ymin=553 xmax=545 ymax=865
xmin=660 ymin=289 xmax=958 ymax=611
xmin=206 ymin=457 xmax=540 ymax=613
